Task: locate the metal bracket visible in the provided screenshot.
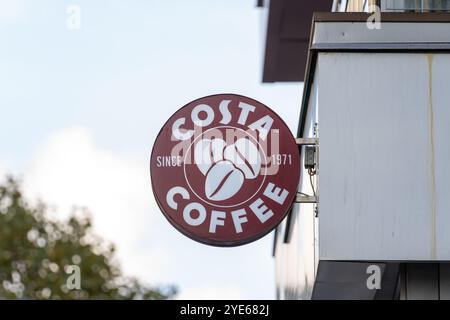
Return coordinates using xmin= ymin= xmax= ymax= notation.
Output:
xmin=296 ymin=138 xmax=318 ymax=145
xmin=295 ymin=194 xmax=316 ymax=203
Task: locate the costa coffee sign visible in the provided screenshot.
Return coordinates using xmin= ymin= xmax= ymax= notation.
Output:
xmin=150 ymin=94 xmax=300 ymax=246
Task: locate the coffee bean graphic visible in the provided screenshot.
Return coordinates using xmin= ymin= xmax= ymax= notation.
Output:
xmin=223 ymin=138 xmax=261 ymax=179
xmin=194 ymin=138 xmax=226 ymax=175
xmin=205 ymin=160 xmax=244 ymax=201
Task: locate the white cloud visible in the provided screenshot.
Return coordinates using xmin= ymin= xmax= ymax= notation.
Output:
xmin=176 ymin=285 xmax=242 ymax=300
xmin=24 ymin=127 xmax=169 ymax=283
xmin=0 ymin=0 xmax=27 ymax=23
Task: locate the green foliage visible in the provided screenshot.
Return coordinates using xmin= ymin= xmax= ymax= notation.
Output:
xmin=0 ymin=177 xmax=176 ymax=300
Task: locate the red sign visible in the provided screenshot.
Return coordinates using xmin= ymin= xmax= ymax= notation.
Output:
xmin=150 ymin=94 xmax=300 ymax=246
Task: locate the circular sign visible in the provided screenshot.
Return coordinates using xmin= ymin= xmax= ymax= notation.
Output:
xmin=150 ymin=94 xmax=300 ymax=247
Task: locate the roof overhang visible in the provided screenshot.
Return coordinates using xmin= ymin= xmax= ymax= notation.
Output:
xmin=262 ymin=0 xmax=333 ymax=82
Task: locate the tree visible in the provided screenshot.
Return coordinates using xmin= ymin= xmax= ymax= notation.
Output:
xmin=0 ymin=177 xmax=176 ymax=299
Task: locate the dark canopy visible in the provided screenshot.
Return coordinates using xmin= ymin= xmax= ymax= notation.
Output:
xmin=262 ymin=0 xmax=333 ymax=82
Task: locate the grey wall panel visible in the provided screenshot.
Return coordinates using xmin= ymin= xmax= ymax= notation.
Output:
xmin=313 ymin=22 xmax=450 ymax=45
xmin=439 ymin=263 xmax=450 ymax=300
xmin=312 ymin=261 xmax=386 ymax=300
xmin=406 ymin=264 xmax=439 ymax=300
xmin=375 ymin=263 xmax=401 ymax=300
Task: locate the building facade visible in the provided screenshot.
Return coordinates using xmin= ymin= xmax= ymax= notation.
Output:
xmin=260 ymin=0 xmax=450 ymax=299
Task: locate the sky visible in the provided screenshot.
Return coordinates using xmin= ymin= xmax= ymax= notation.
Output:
xmin=0 ymin=0 xmax=302 ymax=299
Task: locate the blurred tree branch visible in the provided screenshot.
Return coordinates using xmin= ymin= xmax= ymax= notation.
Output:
xmin=0 ymin=176 xmax=176 ymax=300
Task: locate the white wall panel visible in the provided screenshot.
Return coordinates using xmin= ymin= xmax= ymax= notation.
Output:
xmin=318 ymin=52 xmax=450 ymax=260
xmin=431 ymin=54 xmax=450 ymax=259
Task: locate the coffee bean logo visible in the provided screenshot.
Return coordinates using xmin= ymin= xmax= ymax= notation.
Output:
xmin=205 ymin=160 xmax=245 ymax=201
xmin=194 ymin=137 xmax=262 ymax=201
xmin=194 ymin=138 xmax=227 ymax=175
xmin=223 ymin=138 xmax=261 ymax=179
